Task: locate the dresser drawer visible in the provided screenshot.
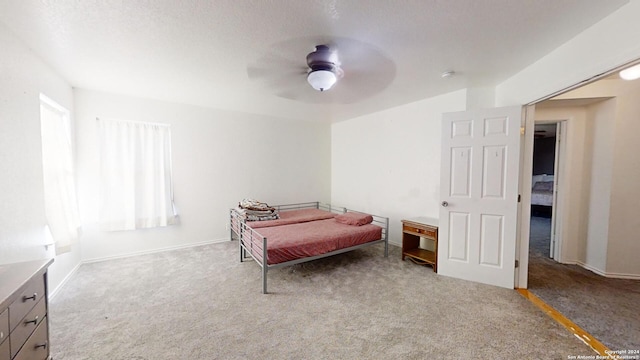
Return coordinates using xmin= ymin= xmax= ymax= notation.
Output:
xmin=13 ymin=319 xmax=48 ymax=360
xmin=403 ymin=224 xmax=437 ymax=238
xmin=0 ymin=337 xmax=9 ymax=360
xmin=0 ymin=309 xmax=8 ymax=345
xmin=10 ymin=298 xmax=47 ymax=359
xmin=9 ymin=274 xmax=45 ymax=332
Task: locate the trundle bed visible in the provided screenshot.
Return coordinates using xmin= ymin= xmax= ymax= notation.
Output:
xmin=230 ymin=202 xmax=389 ymax=293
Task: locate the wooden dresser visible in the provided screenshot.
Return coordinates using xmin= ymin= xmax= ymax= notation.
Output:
xmin=0 ymin=259 xmax=53 ymax=360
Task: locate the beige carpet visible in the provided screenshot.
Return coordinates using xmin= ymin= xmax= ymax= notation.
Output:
xmin=49 ymin=241 xmax=594 ymax=359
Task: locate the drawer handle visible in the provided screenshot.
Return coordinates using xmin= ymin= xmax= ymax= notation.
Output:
xmin=35 ymin=342 xmax=48 ymax=350
xmin=25 ymin=315 xmax=39 ymax=325
xmin=415 ymin=229 xmax=421 ymax=233
xmin=23 ymin=292 xmax=37 ymax=302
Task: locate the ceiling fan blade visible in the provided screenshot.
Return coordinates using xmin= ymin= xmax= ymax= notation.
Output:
xmin=331 ymin=65 xmax=394 ymax=104
xmin=247 ymin=65 xmax=306 ymax=81
xmin=275 ymin=81 xmax=316 ymax=101
xmin=246 ymin=66 xmax=271 ymax=79
xmin=247 ymin=48 xmax=308 ymax=80
xmin=247 ymin=36 xmax=396 ymax=104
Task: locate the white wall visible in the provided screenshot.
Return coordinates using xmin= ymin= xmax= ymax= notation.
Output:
xmin=604 ymin=82 xmax=640 ymax=277
xmin=74 ymin=89 xmax=331 ymax=261
xmin=0 ymin=24 xmax=81 ymax=292
xmin=583 ymin=100 xmax=615 ymax=273
xmin=331 ymin=90 xmax=467 ymax=246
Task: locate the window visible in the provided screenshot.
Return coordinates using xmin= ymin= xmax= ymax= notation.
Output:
xmin=98 ymin=118 xmax=178 ymax=231
xmin=40 ymin=94 xmax=81 ymax=254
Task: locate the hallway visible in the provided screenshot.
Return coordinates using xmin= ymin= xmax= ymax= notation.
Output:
xmin=528 ymin=216 xmax=640 ymax=351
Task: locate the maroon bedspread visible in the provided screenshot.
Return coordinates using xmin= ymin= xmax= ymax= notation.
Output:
xmin=253 ymin=218 xmax=383 ymax=265
xmin=248 ymin=208 xmax=336 ymax=228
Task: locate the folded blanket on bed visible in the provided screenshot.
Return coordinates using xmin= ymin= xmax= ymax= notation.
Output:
xmin=239 ymin=198 xmax=276 ymax=212
xmin=237 ymin=198 xmax=279 ymax=221
xmin=236 ymin=208 xmax=275 ymax=216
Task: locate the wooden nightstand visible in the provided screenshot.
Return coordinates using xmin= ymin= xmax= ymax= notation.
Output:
xmin=401 ymin=217 xmax=439 ymax=272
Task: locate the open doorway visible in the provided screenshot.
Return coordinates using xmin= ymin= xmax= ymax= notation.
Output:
xmin=529 ymin=123 xmax=557 ymax=263
xmin=529 ymin=121 xmax=565 ymax=263
xmin=522 ymin=64 xmax=640 ymax=352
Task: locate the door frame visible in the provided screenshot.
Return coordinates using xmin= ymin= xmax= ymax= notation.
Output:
xmin=517 ymin=110 xmax=572 ymax=287
xmin=530 ymin=120 xmax=566 ymax=261
xmin=515 ymin=106 xmax=535 ymax=288
xmin=550 ymin=120 xmax=566 ymax=261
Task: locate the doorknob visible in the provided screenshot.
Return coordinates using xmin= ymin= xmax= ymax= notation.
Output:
xmin=441 ymin=201 xmax=448 ymax=207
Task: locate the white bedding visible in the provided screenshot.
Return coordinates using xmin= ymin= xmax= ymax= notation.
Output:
xmin=531 ymin=177 xmax=554 ymax=206
xmin=531 ymin=189 xmax=553 ymax=206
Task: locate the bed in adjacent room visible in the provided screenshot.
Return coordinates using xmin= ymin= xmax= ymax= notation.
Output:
xmin=229 ymin=201 xmax=389 ymax=293
xmin=531 ymin=174 xmax=554 ymax=207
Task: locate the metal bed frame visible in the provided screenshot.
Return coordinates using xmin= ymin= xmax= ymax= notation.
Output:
xmin=229 ymin=202 xmax=389 ymax=294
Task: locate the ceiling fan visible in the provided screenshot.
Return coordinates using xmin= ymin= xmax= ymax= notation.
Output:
xmin=246 ymin=37 xmax=396 ymax=104
xmin=305 ymin=45 xmax=343 ymax=92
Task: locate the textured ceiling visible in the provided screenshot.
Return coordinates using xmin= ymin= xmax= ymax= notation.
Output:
xmin=0 ymin=0 xmax=629 ymax=121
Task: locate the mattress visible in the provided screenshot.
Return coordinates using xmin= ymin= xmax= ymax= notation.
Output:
xmin=531 ymin=191 xmax=553 ymax=206
xmin=531 ymin=181 xmax=554 ymax=206
xmin=253 ymin=218 xmax=383 ymax=265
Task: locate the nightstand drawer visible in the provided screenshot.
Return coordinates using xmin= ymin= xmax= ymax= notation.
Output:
xmin=403 ymin=224 xmax=437 ymax=238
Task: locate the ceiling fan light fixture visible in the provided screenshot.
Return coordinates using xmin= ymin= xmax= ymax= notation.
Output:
xmin=619 ymin=64 xmax=640 ymax=81
xmin=307 ymin=69 xmax=337 ymax=91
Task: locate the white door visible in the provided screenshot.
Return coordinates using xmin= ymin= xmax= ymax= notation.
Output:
xmin=438 ymin=106 xmax=522 ymax=289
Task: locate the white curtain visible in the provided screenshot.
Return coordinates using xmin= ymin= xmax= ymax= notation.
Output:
xmin=98 ymin=118 xmax=178 ymax=231
xmin=40 ymin=95 xmax=81 ymax=254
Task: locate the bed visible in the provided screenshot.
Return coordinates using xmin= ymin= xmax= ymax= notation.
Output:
xmin=531 ymin=174 xmax=554 ymax=207
xmin=229 ymin=202 xmax=389 ymax=293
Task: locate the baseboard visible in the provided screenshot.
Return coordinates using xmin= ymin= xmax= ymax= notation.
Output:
xmin=388 ymin=240 xmax=401 ymax=248
xmin=82 ymin=238 xmax=229 ymax=264
xmin=601 ymin=272 xmax=640 ymax=280
xmin=556 ymin=258 xmax=577 ymax=265
xmin=49 ymin=262 xmax=81 ymax=300
xmin=576 ymin=261 xmax=606 ymax=276
xmin=576 ymin=261 xmax=640 ymax=280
